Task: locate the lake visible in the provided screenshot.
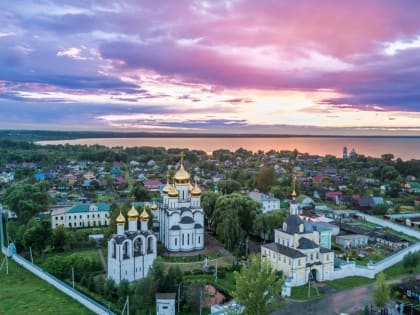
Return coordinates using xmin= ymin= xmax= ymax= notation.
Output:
xmin=37 ymin=137 xmax=420 ymax=160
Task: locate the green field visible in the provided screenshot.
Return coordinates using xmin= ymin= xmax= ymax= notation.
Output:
xmin=325 ymin=276 xmax=374 ymax=290
xmin=0 ymin=256 xmax=94 ymax=315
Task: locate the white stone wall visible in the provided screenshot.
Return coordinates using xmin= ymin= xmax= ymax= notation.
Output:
xmin=333 ymin=243 xmax=420 ymax=280
xmin=356 ymin=211 xmax=420 ymax=239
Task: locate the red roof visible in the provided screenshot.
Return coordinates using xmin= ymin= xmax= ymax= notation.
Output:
xmin=326 ymin=191 xmax=343 ymax=199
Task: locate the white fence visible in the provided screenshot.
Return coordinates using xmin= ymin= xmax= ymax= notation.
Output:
xmin=334 ymin=236 xmax=420 ymax=280
xmin=11 ymin=254 xmax=115 ymax=315
xmin=1 ymin=208 xmax=115 ymax=315
xmin=355 ymin=212 xmax=420 ymax=239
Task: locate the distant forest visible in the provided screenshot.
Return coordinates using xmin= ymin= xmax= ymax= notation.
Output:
xmin=1 ymin=130 xmax=420 ymax=142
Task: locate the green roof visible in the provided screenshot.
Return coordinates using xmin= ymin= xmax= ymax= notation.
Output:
xmin=67 ymin=203 xmax=110 ymax=214
xmin=409 ymin=182 xmax=420 ymax=189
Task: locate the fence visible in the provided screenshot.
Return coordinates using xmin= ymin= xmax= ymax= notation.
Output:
xmin=333 ymin=241 xmax=420 ymax=280
xmin=1 ymin=208 xmax=115 ymax=315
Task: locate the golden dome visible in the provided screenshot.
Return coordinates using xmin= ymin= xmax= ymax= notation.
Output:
xmin=188 ymin=183 xmax=194 ymax=192
xmin=151 ymin=202 xmax=158 ymax=211
xmin=162 ymin=173 xmax=171 ymax=194
xmin=140 ymin=207 xmax=150 ymax=222
xmin=116 ymin=210 xmax=126 ymax=225
xmin=174 ymin=164 xmax=190 ymax=184
xmin=168 ymin=184 xmax=179 ymax=197
xmin=191 ymin=183 xmax=202 ymax=197
xmin=127 ymin=202 xmax=139 ymax=220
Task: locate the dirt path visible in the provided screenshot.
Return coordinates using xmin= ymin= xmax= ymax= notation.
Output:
xmin=273 ymin=275 xmax=416 ymax=315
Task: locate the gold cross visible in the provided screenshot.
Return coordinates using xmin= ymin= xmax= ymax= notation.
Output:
xmin=180 ymin=151 xmax=185 ymax=163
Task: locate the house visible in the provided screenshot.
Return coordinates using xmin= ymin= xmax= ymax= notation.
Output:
xmin=405 ymin=182 xmax=420 ymax=193
xmin=144 ymin=180 xmax=163 ymax=192
xmin=34 ymin=173 xmax=45 ymax=181
xmin=406 ymin=217 xmax=420 ymax=228
xmin=373 ymin=232 xmax=410 ymax=250
xmin=247 ymin=191 xmax=281 ymax=213
xmin=325 ymin=191 xmax=342 ymax=204
xmin=51 ymin=203 xmax=111 ymax=229
xmin=397 ymin=280 xmax=420 ymax=301
xmin=336 ymin=234 xmax=369 ymax=248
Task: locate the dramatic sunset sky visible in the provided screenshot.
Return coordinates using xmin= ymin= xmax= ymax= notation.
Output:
xmin=1 ymin=1 xmax=420 ymax=135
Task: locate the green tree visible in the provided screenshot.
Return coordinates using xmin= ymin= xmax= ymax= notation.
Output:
xmin=253 ymin=211 xmax=286 ymax=242
xmin=23 ymin=219 xmax=51 ymax=255
xmin=217 ymin=179 xmax=242 ymax=194
xmin=51 ymin=224 xmax=68 ymax=252
xmin=201 ymin=191 xmax=219 ymax=229
xmin=213 ymin=194 xmax=260 ymax=252
xmin=256 ymin=167 xmax=277 ymax=193
xmin=233 ymin=255 xmax=282 ymax=315
xmin=402 ymin=252 xmax=420 ymax=273
xmin=372 ymin=273 xmax=390 ymax=308
xmin=131 ymin=184 xmax=151 ymax=201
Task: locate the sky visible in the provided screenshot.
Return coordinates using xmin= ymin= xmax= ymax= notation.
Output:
xmin=1 ymin=0 xmax=420 ymax=135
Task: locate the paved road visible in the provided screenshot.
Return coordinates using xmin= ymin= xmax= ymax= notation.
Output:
xmin=273 ymin=276 xmax=413 ymax=315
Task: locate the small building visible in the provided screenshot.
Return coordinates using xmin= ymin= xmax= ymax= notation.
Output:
xmin=397 ymin=280 xmax=420 ymax=301
xmin=51 ymin=203 xmax=110 ymax=229
xmin=156 ymin=293 xmax=176 ymax=315
xmin=336 ymin=234 xmax=369 ymax=249
xmin=247 ymin=191 xmax=281 ymax=213
xmin=374 ymin=233 xmax=410 ymax=250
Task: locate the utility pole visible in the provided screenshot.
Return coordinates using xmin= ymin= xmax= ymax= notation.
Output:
xmin=215 ymin=258 xmax=218 ymax=284
xmin=178 ymin=283 xmax=181 ymax=313
xmin=199 ymin=289 xmax=202 ymax=315
xmin=29 ymin=247 xmax=34 ymax=264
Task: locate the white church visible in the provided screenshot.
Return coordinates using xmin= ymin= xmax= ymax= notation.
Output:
xmin=107 ymin=202 xmax=157 ymax=284
xmin=157 ymin=155 xmax=205 ymax=252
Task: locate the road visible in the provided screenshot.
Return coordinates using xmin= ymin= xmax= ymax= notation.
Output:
xmin=273 ymin=276 xmax=413 ymax=315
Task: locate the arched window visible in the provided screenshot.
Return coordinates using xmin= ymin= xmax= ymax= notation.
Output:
xmin=182 ymin=234 xmax=184 ymax=246
xmin=187 ymin=234 xmax=190 ymax=245
xmin=69 ymin=222 xmax=72 ymax=227
xmin=123 ymin=242 xmax=130 ymax=259
xmin=198 ymin=236 xmax=200 ymax=244
xmin=112 ymin=242 xmax=116 ymax=258
xmin=148 ymin=237 xmax=154 ymax=254
xmin=134 ymin=238 xmax=143 ymax=257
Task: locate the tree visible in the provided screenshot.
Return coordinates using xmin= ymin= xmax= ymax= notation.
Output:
xmin=233 ymin=255 xmax=282 ymax=315
xmin=23 ymin=219 xmax=51 ymax=255
xmin=217 ymin=179 xmax=242 ymax=194
xmin=253 ymin=211 xmax=286 ymax=242
xmin=201 ymin=191 xmax=219 ymax=229
xmin=256 ymin=167 xmax=277 ymax=193
xmin=372 ymin=273 xmax=390 ymax=308
xmin=213 ymin=194 xmax=260 ymax=252
xmin=131 ymin=184 xmax=151 ymax=201
xmin=51 ymin=224 xmax=68 ymax=252
xmin=402 ymin=252 xmax=420 ymax=273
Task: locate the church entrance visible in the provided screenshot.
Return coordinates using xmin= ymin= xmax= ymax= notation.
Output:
xmin=310 ymin=269 xmax=318 ymax=282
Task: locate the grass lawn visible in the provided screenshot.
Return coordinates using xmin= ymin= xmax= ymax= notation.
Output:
xmin=183 ymin=270 xmax=237 ymax=294
xmin=325 ymin=276 xmax=374 ymax=290
xmin=160 ymin=251 xmax=221 ymax=263
xmin=383 ymin=259 xmax=420 ymax=279
xmin=290 ymin=284 xmax=321 ymax=300
xmin=0 ymin=256 xmax=94 ymax=315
